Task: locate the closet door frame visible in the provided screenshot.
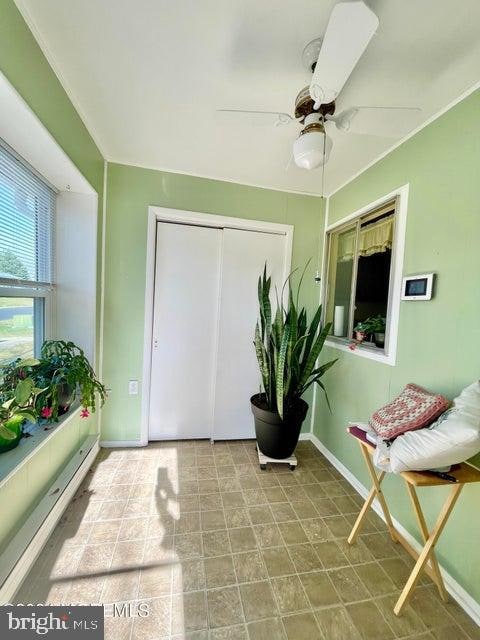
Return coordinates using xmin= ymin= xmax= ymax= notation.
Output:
xmin=140 ymin=206 xmax=293 ymax=445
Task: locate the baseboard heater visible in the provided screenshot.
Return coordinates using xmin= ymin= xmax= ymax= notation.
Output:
xmin=0 ymin=435 xmax=100 ymax=603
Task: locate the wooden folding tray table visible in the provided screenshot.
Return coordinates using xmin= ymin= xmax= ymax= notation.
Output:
xmin=347 ymin=426 xmax=480 ymax=616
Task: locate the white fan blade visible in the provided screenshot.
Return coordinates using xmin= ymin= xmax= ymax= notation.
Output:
xmin=285 ymin=152 xmax=294 ymax=173
xmin=329 ymin=106 xmax=421 ymax=133
xmin=217 ymin=109 xmax=298 ymax=127
xmin=310 ymin=1 xmax=379 ymax=108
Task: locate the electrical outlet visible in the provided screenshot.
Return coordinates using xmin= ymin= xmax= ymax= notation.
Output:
xmin=128 ymin=380 xmax=139 ymax=395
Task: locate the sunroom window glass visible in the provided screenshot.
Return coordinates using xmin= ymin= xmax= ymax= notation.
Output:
xmin=325 ymin=224 xmax=357 ymax=338
xmin=353 ymin=213 xmax=393 ymax=337
xmin=326 ymin=201 xmax=396 ymax=347
xmin=0 ymin=297 xmax=45 ymax=364
xmin=0 ymin=143 xmax=55 ymax=286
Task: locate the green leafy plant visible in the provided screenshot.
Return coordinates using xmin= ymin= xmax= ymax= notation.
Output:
xmin=369 ymin=315 xmax=386 ymax=333
xmin=3 ymin=342 xmax=108 ymax=423
xmin=254 ymin=264 xmax=337 ymax=419
xmin=354 ymin=315 xmax=386 ymax=335
xmin=34 ymin=340 xmax=107 ymax=421
xmin=0 ymin=359 xmax=44 ymax=442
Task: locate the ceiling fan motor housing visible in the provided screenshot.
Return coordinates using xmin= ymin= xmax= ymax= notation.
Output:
xmin=294 ymin=86 xmax=335 ymax=122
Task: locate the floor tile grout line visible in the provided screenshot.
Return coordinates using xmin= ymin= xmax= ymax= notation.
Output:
xmin=19 ymin=440 xmax=467 ymax=640
xmin=220 ymin=453 xmax=336 ymax=632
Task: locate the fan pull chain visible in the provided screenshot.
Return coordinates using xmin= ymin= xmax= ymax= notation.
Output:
xmin=316 ymin=124 xmax=327 ymax=283
xmin=321 ymin=125 xmax=326 ymax=199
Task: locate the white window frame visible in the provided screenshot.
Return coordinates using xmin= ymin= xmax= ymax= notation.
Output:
xmin=0 ymin=284 xmax=54 ymax=360
xmin=323 ymin=184 xmax=409 ymax=366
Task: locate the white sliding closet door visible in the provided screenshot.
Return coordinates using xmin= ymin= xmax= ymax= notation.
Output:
xmin=149 ymin=222 xmax=222 ymax=439
xmin=213 ymin=228 xmax=288 ymax=440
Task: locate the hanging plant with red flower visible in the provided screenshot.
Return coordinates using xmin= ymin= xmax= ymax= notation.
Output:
xmin=32 ymin=340 xmax=107 ymax=423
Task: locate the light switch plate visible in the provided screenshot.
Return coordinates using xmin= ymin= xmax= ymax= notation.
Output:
xmin=128 ymin=380 xmax=139 ymax=395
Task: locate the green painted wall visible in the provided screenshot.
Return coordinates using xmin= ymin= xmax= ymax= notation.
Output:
xmin=0 ymin=1 xmax=104 ymax=550
xmin=0 ymin=0 xmax=104 ymax=194
xmin=314 ymin=90 xmax=480 ymax=602
xmin=5 ymin=0 xmax=478 ymax=608
xmin=0 ymin=0 xmax=105 ymax=356
xmin=102 ymin=163 xmax=325 ymax=442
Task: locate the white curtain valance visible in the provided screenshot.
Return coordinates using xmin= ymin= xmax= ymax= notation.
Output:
xmin=338 ymin=217 xmax=393 ymax=262
xmin=337 ymin=229 xmax=356 ymax=262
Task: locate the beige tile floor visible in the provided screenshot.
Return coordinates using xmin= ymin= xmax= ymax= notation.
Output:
xmin=14 ymin=440 xmax=480 ymax=640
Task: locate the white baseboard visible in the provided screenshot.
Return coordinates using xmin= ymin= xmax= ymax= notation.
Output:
xmin=299 ymin=432 xmax=480 ymax=626
xmin=0 ymin=435 xmax=100 ymax=603
xmin=100 ymin=439 xmax=147 ymax=448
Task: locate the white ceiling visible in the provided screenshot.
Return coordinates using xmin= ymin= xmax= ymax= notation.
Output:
xmin=16 ymin=0 xmax=480 ymax=196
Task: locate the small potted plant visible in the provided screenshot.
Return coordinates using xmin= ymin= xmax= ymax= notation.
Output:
xmin=0 ymin=360 xmax=45 ymax=453
xmin=352 ymin=316 xmax=386 ymax=348
xmin=251 ymin=264 xmax=337 ymax=460
xmin=369 ymin=315 xmax=386 ymax=348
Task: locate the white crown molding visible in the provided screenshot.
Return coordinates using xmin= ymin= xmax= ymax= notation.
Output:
xmin=105 ymin=159 xmax=326 ymax=198
xmin=299 ymin=432 xmax=480 ymax=626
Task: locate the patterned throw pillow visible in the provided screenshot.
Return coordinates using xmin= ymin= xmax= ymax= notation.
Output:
xmin=368 ymin=383 xmax=450 ymax=440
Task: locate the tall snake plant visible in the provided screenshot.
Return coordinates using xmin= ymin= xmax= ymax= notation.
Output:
xmin=254 ymin=264 xmax=337 ymax=419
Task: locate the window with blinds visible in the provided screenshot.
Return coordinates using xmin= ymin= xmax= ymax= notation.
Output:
xmin=0 ymin=140 xmax=56 ymax=363
xmin=0 ymin=141 xmax=55 ymax=287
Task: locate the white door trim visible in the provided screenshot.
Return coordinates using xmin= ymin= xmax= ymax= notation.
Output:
xmin=140 ymin=206 xmax=294 ymax=446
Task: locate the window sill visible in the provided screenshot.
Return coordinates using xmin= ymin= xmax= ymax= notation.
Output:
xmin=325 ymin=337 xmax=396 ymax=366
xmin=0 ymin=403 xmax=81 ymax=489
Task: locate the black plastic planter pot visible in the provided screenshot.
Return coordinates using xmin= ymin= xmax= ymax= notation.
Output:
xmin=251 ymin=393 xmax=308 ymax=459
xmin=374 ymin=332 xmax=385 ymax=349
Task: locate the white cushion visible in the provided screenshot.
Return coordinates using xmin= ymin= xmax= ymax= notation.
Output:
xmin=389 ymin=381 xmax=480 ymax=473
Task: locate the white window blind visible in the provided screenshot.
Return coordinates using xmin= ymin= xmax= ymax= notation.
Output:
xmin=0 ymin=141 xmax=55 ymax=288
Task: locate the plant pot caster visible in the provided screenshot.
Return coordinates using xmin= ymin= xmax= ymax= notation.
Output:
xmin=255 ymin=437 xmax=300 ymax=471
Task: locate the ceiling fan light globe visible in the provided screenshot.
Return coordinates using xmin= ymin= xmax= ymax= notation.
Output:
xmin=293 ymin=131 xmax=332 ymax=170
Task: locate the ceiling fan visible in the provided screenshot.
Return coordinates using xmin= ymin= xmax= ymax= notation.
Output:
xmin=219 ymin=1 xmax=420 ymax=171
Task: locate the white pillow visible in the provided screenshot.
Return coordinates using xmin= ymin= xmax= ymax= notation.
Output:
xmin=389 ymin=381 xmax=480 ymax=473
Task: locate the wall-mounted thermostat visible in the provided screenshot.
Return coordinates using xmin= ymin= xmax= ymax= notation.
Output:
xmin=401 ymin=273 xmax=435 ymax=300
